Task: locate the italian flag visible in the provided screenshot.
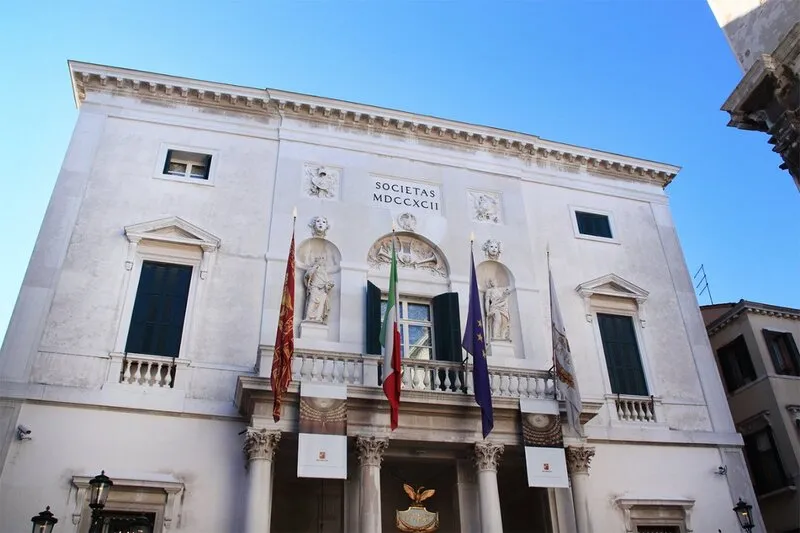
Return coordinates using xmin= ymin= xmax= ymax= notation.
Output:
xmin=380 ymin=238 xmax=402 ymax=430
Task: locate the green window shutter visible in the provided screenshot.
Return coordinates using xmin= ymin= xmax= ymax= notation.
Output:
xmin=597 ymin=313 xmax=648 ymax=396
xmin=365 ymin=281 xmax=382 ymax=355
xmin=432 ymin=292 xmax=461 ymax=362
xmin=125 ymin=262 xmax=192 ymax=358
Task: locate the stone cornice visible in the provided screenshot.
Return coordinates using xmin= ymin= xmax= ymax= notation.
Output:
xmin=705 ymin=299 xmax=800 ymax=336
xmin=68 ymin=60 xmax=680 ymax=188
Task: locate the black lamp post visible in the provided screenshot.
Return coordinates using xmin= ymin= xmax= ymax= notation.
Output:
xmin=88 ymin=471 xmax=113 ymax=533
xmin=733 ymin=498 xmax=755 ymax=531
xmin=30 ymin=506 xmax=58 ymax=533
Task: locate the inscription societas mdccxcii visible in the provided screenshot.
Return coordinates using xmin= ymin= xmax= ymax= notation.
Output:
xmin=371 ymin=176 xmax=441 ymax=213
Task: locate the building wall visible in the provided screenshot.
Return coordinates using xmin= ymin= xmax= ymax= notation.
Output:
xmin=0 ymin=68 xmax=759 ymax=532
xmin=706 ymin=0 xmax=800 ymax=71
xmin=705 ymin=310 xmax=800 ymax=533
xmin=0 ymin=403 xmax=247 ymax=533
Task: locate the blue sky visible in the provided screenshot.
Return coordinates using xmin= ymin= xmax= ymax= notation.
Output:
xmin=0 ymin=0 xmax=797 ymax=342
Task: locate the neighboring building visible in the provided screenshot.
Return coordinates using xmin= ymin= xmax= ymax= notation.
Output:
xmin=702 ymin=300 xmax=800 ymax=533
xmin=0 ymin=61 xmax=762 ymax=533
xmin=706 ymin=0 xmax=800 ymax=190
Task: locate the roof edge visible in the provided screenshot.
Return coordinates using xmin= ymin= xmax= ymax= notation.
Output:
xmin=68 ymin=60 xmax=681 ymax=185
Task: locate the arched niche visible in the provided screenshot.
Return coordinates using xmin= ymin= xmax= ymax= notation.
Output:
xmin=477 ymin=260 xmax=522 ymax=359
xmin=366 ymin=232 xmax=450 ymax=287
xmin=296 ymin=237 xmax=342 ymax=341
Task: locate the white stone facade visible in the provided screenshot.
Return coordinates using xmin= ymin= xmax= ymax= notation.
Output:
xmin=0 ymin=61 xmax=761 ymax=532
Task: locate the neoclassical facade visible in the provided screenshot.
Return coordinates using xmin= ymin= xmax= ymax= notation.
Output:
xmin=0 ymin=61 xmax=761 ymax=532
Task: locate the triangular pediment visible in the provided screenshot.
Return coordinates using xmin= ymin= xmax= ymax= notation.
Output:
xmin=576 ymin=273 xmax=648 ymax=302
xmin=124 ymin=216 xmax=220 ymax=250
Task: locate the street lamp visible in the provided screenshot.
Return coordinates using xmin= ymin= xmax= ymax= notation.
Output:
xmin=733 ymin=498 xmax=755 ymax=531
xmin=88 ymin=471 xmax=113 ymax=533
xmin=30 ymin=506 xmax=58 ymax=533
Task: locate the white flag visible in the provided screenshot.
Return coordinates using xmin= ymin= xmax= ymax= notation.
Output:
xmin=549 ymin=269 xmax=583 ymax=437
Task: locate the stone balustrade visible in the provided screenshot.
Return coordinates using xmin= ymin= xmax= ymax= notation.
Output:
xmin=120 ymin=354 xmax=176 ymax=388
xmin=613 ymin=394 xmax=658 ymax=423
xmin=291 ymin=352 xmax=364 ymax=385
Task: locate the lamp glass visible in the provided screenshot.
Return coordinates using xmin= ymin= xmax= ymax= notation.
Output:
xmin=733 ymin=498 xmax=754 ymax=529
xmin=88 ymin=471 xmax=113 ymax=508
xmin=30 ymin=506 xmax=58 ymax=533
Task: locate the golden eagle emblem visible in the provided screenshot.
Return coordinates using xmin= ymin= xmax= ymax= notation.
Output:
xmin=396 ymin=484 xmax=439 ymax=532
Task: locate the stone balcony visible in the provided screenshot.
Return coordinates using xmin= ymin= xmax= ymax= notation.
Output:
xmin=234 ymin=348 xmax=601 ymax=446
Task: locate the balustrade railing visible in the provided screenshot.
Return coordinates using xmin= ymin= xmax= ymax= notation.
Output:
xmin=614 ymin=394 xmax=657 ymax=423
xmin=264 ymin=350 xmax=555 ymax=399
xmin=120 ymin=355 xmax=176 ymax=388
xmin=291 ymin=352 xmax=364 ymax=385
xmin=398 ymin=358 xmax=555 ymax=399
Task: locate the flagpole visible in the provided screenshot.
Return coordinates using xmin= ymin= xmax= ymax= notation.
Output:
xmin=462 ymin=232 xmax=475 ymax=394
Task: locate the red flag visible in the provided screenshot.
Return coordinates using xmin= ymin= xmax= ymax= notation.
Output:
xmin=271 ymin=230 xmax=295 ymax=422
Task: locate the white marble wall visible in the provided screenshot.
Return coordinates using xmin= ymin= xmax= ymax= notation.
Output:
xmin=0 ymin=71 xmax=758 ymax=532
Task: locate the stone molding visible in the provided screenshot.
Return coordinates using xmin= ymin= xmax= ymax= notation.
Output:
xmin=356 ymin=436 xmax=388 ymax=467
xmin=473 ymin=442 xmax=505 ymax=472
xmin=69 ymin=62 xmax=679 ymax=188
xmin=705 ymin=299 xmax=800 ymax=336
xmin=615 ymin=497 xmax=694 ymax=533
xmin=243 ymin=428 xmax=281 ymax=462
xmin=565 ymin=445 xmax=595 ymax=475
xmin=124 ymin=216 xmax=221 ymax=279
xmin=576 ymin=273 xmax=649 ymax=326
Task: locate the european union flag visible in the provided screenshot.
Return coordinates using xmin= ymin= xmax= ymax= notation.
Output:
xmin=462 ymin=249 xmax=494 ymax=438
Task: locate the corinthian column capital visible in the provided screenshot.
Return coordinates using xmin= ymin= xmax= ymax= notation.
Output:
xmin=243 ymin=427 xmax=281 ymax=462
xmin=474 ymin=442 xmax=505 ymax=472
xmin=565 ymin=445 xmax=595 ymax=475
xmin=356 ymin=436 xmax=388 ymax=467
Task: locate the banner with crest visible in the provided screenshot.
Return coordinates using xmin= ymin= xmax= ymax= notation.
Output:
xmin=297 ymin=382 xmax=347 ymax=479
xmin=520 ymin=398 xmax=569 ymax=488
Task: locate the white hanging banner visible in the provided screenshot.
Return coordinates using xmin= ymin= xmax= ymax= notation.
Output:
xmin=297 ymin=382 xmax=348 ymax=479
xmin=520 ymin=398 xmax=569 ymax=488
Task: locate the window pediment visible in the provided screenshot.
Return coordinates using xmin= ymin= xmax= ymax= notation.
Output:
xmin=615 ymin=497 xmax=695 ymax=533
xmin=576 ymin=273 xmax=649 ymax=326
xmin=124 ymin=216 xmax=221 ymax=251
xmin=123 ymin=217 xmax=220 ymax=278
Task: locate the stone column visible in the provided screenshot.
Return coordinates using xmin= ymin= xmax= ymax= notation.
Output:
xmin=474 ymin=442 xmax=505 ymax=533
xmin=566 ymin=446 xmax=595 ymax=533
xmin=356 ymin=436 xmax=388 ymax=533
xmin=243 ymin=428 xmax=281 ymax=533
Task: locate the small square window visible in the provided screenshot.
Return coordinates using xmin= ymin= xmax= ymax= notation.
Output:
xmin=576 ymin=211 xmax=613 ymax=238
xmin=163 ymin=149 xmax=211 ymax=180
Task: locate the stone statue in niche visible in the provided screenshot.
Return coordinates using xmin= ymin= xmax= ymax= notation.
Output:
xmin=367 ymin=235 xmax=447 ymax=277
xmin=303 ymin=164 xmax=339 ymax=199
xmin=484 ymin=279 xmax=512 ymax=341
xmin=304 ymin=256 xmax=335 ymax=323
xmin=308 ymin=216 xmax=330 ymax=238
xmin=470 ymin=191 xmax=501 ymax=224
xmin=482 ymin=239 xmax=502 ymax=261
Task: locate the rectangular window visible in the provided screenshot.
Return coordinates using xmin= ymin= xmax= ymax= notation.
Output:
xmin=716 ymin=335 xmax=757 ymax=392
xmin=597 ymin=313 xmax=648 ymax=396
xmin=381 ymin=297 xmax=434 ymax=360
xmin=636 ymin=527 xmax=680 ymax=533
xmin=125 ymin=261 xmax=193 ymax=358
xmin=763 ymin=330 xmax=800 ymax=376
xmin=163 ymin=149 xmax=211 ymax=180
xmin=576 ymin=211 xmax=613 ymax=238
xmin=743 ymin=427 xmax=787 ymax=494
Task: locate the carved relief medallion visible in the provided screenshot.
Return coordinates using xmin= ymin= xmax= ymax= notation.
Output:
xmin=397 ymin=212 xmax=417 ymax=232
xmin=308 ymin=216 xmax=330 ymax=238
xmin=303 ymin=163 xmax=340 ymax=199
xmin=468 ymin=190 xmax=502 ymax=224
xmin=367 ymin=235 xmax=447 ymax=277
